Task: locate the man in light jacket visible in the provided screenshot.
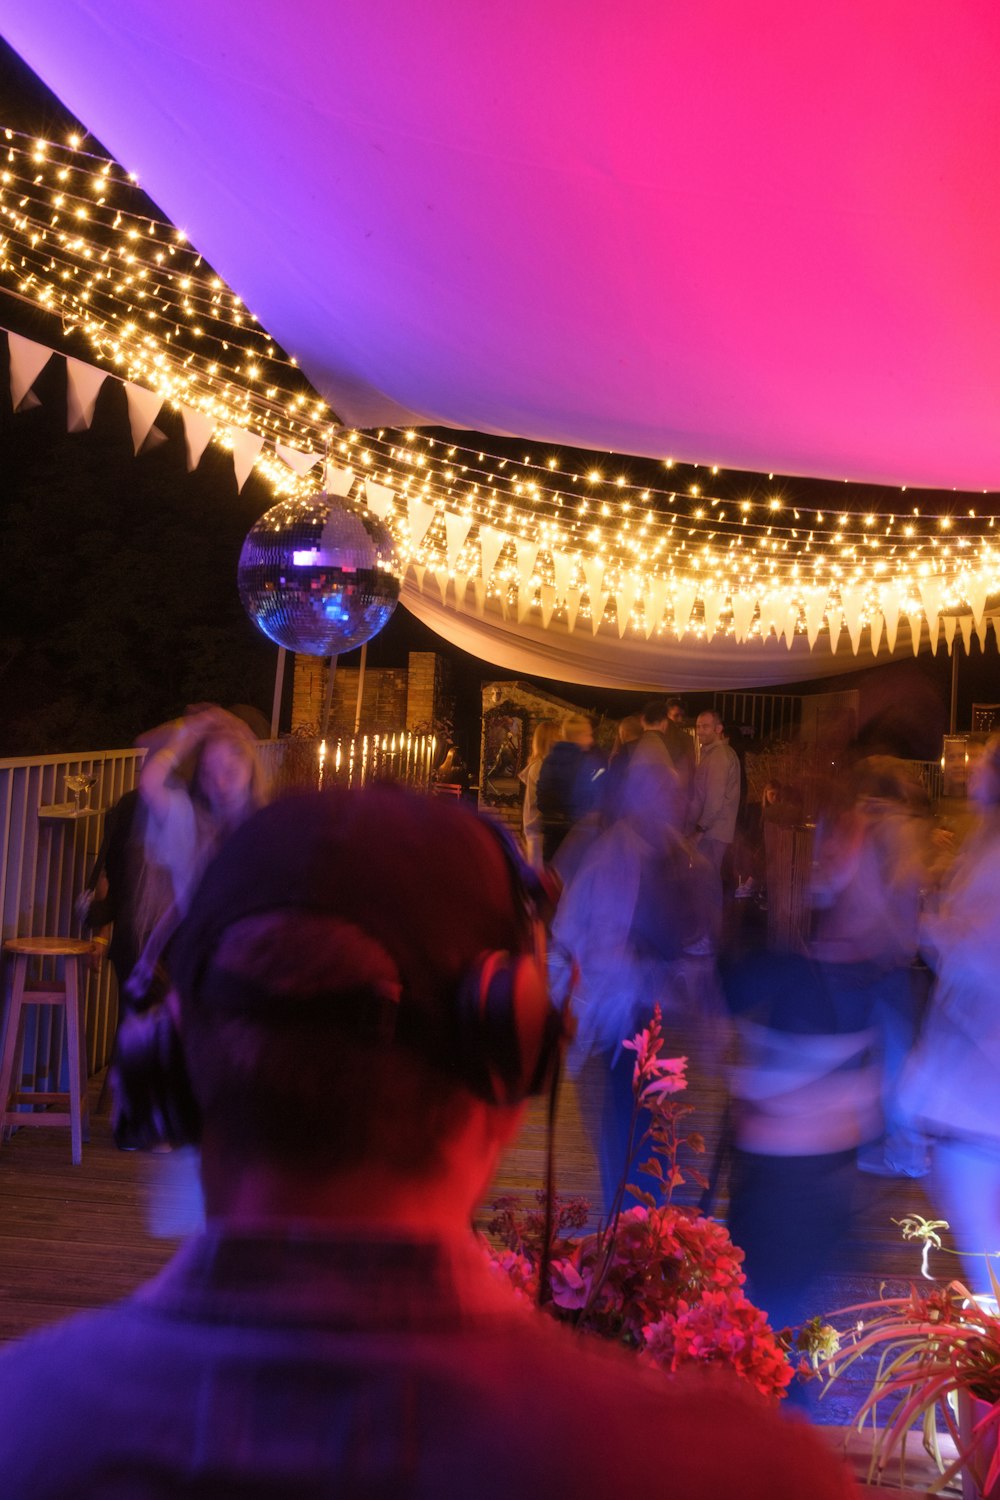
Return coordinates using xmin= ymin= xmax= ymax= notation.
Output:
xmin=688 ymin=710 xmax=741 ymax=944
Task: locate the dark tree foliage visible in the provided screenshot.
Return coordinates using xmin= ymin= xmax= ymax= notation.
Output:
xmin=0 ymin=358 xmax=276 ymax=754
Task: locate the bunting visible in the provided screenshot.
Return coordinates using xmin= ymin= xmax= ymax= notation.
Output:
xmin=445 ymin=511 xmax=472 ymax=568
xmin=7 ymin=332 xmax=52 ymax=409
xmin=363 ymin=479 xmax=395 ymax=519
xmin=179 ymin=404 xmax=215 ymax=471
xmin=65 ymin=357 xmax=107 ymax=432
xmin=124 ymin=383 xmax=163 ymax=456
xmin=406 ymin=496 xmax=436 ymax=549
xmin=276 ymin=442 xmax=318 ymax=477
xmin=323 ymin=461 xmax=355 ymax=496
xmin=479 ymin=526 xmax=506 ymax=582
xmin=227 ymin=425 xmax=265 ymax=491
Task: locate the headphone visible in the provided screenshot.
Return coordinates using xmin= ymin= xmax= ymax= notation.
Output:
xmin=112 ymin=810 xmax=568 ymax=1151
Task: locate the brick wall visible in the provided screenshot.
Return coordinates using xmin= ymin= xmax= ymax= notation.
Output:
xmin=291 ymin=656 xmax=408 ymax=736
xmin=291 ymin=651 xmax=452 ymax=739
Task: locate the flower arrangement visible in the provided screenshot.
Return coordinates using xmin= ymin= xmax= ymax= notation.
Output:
xmin=488 ymin=1006 xmax=794 ymax=1401
xmin=821 ymin=1218 xmax=1000 ymax=1495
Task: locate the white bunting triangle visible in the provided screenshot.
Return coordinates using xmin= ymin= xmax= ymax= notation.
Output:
xmin=920 ymin=576 xmax=945 ymax=627
xmin=731 ymin=592 xmax=757 ymax=643
xmin=410 ymin=563 xmax=426 ymax=593
xmin=884 ymin=606 xmax=900 ymax=654
xmin=975 ymin=616 xmax=990 ymax=653
xmin=427 ymin=568 xmax=447 ymax=604
xmin=445 ymin=511 xmax=472 ymax=568
xmin=517 ymin=586 xmax=535 ymax=623
xmin=803 ymin=589 xmax=828 ymax=649
xmin=645 ymin=577 xmax=668 ymax=638
xmin=959 ymin=615 xmax=973 ymax=654
xmin=702 ymin=590 xmax=727 ymax=640
xmin=324 ymin=462 xmax=355 ymax=496
xmin=227 ymin=425 xmax=265 ymax=491
xmin=123 ymin=383 xmax=163 ymax=455
xmin=967 ymin=576 xmax=989 ymax=626
xmin=179 ymin=405 xmax=216 ymax=470
xmin=7 ymin=332 xmax=52 ymax=409
xmin=943 ymin=615 xmax=957 ymax=653
xmin=516 ymin=540 xmax=540 ymax=585
xmin=407 ymin=496 xmax=436 ymax=549
xmin=828 ymin=614 xmax=845 ymax=656
xmin=920 ymin=577 xmax=945 ymax=655
xmin=479 ymin=526 xmax=506 ymax=582
xmin=590 ymin=593 xmax=609 ymax=634
xmin=453 ymin=572 xmax=470 ymax=608
xmin=617 ymin=576 xmax=639 ymax=636
xmin=65 ymin=356 xmax=108 ymax=432
xmin=552 ymin=550 xmax=575 ymax=601
xmin=472 ymin=579 xmax=487 ymax=615
xmin=17 ymin=389 xmax=42 ymax=411
xmin=540 ymin=585 xmax=557 ymax=629
xmin=779 ymin=605 xmax=798 ymax=649
xmin=840 ymin=588 xmax=866 ymax=655
xmin=870 ymin=611 xmax=884 ymax=656
xmin=565 ymin=590 xmax=582 ymax=633
xmin=582 ymin=557 xmax=605 ymax=605
xmin=275 ymin=442 xmax=318 ymax=477
xmin=908 ymin=613 xmax=923 ymax=656
xmin=141 ymin=424 xmax=169 ymax=453
xmin=363 ymin=479 xmax=394 ymax=519
xmin=672 ymin=586 xmax=697 ymax=638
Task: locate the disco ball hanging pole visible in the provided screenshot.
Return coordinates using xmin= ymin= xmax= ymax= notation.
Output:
xmin=353 ymin=643 xmax=368 ymax=737
xmin=270 ymin=646 xmax=288 ymax=739
xmin=320 ymin=654 xmax=338 ymax=740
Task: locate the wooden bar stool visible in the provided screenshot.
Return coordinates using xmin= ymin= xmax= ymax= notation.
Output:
xmin=0 ymin=937 xmax=96 ymax=1165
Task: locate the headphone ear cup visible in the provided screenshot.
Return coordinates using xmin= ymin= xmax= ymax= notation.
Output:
xmin=111 ymin=1004 xmax=202 ymax=1151
xmin=455 ymin=949 xmax=564 ymax=1105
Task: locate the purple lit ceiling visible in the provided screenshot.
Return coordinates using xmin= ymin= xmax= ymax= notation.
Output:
xmin=5 ymin=4 xmax=1000 ymax=490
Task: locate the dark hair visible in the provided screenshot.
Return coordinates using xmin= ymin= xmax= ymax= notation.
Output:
xmin=182 ymin=911 xmax=475 ymax=1175
xmin=665 ymin=697 xmax=684 ymax=713
xmin=641 ymin=698 xmax=670 ymax=726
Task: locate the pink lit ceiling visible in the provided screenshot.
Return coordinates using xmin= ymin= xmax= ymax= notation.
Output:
xmin=5 ymin=4 xmax=1000 ymax=490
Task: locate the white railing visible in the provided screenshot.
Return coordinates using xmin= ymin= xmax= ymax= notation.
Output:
xmin=0 ymin=748 xmax=145 ymax=1090
xmin=0 ymin=732 xmax=437 ymax=1089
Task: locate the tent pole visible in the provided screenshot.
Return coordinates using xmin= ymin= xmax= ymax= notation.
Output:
xmin=270 ymin=647 xmax=287 ymax=739
xmin=353 ymin=642 xmax=368 ymax=736
xmin=320 ymin=654 xmax=338 ymax=738
xmin=949 ymin=640 xmax=959 ymax=735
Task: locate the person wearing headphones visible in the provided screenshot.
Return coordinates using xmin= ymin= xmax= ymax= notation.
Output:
xmin=0 ymin=787 xmax=855 ymax=1499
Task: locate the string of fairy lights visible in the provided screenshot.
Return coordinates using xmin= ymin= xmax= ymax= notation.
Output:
xmin=1 ymin=123 xmax=998 ymax=647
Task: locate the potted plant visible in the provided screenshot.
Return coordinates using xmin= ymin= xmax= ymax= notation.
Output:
xmin=487 ymin=1007 xmax=794 ymax=1401
xmin=821 ymin=1227 xmax=1000 ymax=1497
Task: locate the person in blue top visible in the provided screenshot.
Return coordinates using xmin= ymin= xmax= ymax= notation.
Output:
xmin=722 ymin=758 xmax=929 ymax=1337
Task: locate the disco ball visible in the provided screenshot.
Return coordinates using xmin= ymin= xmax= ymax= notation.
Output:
xmin=238 ymin=493 xmax=401 ymax=655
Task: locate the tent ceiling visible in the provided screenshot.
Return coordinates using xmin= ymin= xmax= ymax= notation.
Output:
xmin=5 ymin=4 xmax=1000 ymax=492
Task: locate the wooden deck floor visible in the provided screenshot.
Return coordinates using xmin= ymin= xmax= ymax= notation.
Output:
xmin=0 ymin=1003 xmax=943 ymax=1349
xmin=0 ymin=1047 xmax=962 ymax=1494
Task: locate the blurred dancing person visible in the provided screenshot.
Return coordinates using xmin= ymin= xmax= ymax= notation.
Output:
xmin=551 ymin=750 xmax=695 ymax=1214
xmin=723 ymin=759 xmax=927 ymax=1336
xmin=901 ymin=733 xmax=1000 ymax=1292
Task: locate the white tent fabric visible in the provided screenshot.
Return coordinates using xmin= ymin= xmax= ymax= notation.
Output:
xmin=6 ymin=4 xmax=1000 ymax=494
xmin=400 ymin=575 xmax=935 ymax=692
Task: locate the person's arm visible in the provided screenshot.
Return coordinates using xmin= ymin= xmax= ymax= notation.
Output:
xmin=139 ymin=710 xmax=218 ymax=820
